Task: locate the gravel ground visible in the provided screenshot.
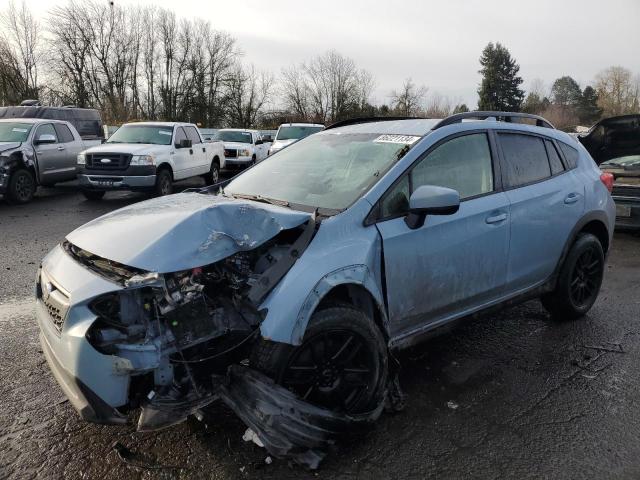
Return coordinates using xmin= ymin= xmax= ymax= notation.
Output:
xmin=1 ymin=184 xmax=639 ymax=479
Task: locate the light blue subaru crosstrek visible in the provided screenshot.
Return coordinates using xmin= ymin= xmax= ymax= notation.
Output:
xmin=35 ymin=112 xmax=615 ymax=465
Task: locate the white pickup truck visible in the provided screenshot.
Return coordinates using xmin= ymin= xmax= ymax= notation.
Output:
xmin=212 ymin=128 xmax=268 ymax=171
xmin=77 ymin=122 xmax=224 ymax=200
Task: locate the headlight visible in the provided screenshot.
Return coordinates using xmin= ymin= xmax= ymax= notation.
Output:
xmin=77 ymin=153 xmax=86 ymax=165
xmin=130 ymin=154 xmax=155 ymax=165
xmin=238 ymin=149 xmax=251 ymax=157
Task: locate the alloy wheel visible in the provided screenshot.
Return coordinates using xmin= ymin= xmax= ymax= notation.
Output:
xmin=570 ymin=246 xmax=603 ymax=308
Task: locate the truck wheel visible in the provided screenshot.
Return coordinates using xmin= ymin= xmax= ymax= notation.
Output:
xmin=203 ymin=161 xmax=220 ymax=185
xmin=541 ymin=233 xmax=605 ymax=320
xmin=6 ymin=168 xmax=36 ymax=204
xmin=155 ymin=169 xmax=173 ymax=196
xmin=81 ymin=190 xmax=105 ymax=201
xmin=251 ymin=305 xmax=388 ymax=414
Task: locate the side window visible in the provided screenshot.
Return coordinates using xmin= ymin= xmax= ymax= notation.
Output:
xmin=558 ymin=141 xmax=579 ymax=169
xmin=499 ymin=133 xmax=551 ymax=188
xmin=34 ymin=123 xmax=58 ymax=143
xmin=54 ymin=124 xmax=75 ymax=143
xmin=174 ymin=127 xmax=187 ymax=146
xmin=381 ymin=175 xmax=410 ymax=218
xmin=412 ymin=133 xmax=494 ymax=199
xmin=185 ymin=126 xmax=201 ymax=145
xmin=545 ymin=140 xmax=565 ymax=175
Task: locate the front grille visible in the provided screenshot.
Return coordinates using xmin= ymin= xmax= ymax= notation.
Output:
xmin=86 ymin=153 xmax=132 ymax=170
xmin=224 ymin=149 xmax=237 ymax=158
xmin=612 ymin=184 xmax=640 ymax=198
xmin=37 ymin=269 xmax=70 ymax=333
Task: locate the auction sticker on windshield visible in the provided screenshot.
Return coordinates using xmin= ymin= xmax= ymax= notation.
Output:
xmin=373 ymin=134 xmax=421 ymax=144
xmin=159 ymin=130 xmax=172 ymax=136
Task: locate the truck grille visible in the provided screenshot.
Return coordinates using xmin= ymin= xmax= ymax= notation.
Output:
xmin=37 ymin=269 xmax=70 ymax=333
xmin=86 ymin=153 xmax=132 ymax=170
xmin=612 ymin=184 xmax=640 ymax=198
xmin=224 ymin=149 xmax=237 ymax=158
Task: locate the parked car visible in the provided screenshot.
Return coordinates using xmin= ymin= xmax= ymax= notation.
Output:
xmin=0 ymin=118 xmax=101 ymax=204
xmin=35 ymin=112 xmax=615 ymax=467
xmin=199 ymin=128 xmax=218 ymax=142
xmin=0 ymin=105 xmax=104 ymax=142
xmin=212 ymin=128 xmax=268 ymax=169
xmin=77 ymin=122 xmax=225 ymax=200
xmin=268 ymin=122 xmax=324 ymax=155
xmin=259 ymin=129 xmax=277 ymax=145
xmin=577 ymin=114 xmax=640 ymax=229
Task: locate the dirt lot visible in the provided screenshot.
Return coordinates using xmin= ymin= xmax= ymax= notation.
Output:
xmin=1 ymin=184 xmax=640 ymax=479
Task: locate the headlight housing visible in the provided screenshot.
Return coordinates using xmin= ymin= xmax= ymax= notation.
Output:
xmin=238 ymin=149 xmax=251 ymax=157
xmin=77 ymin=153 xmax=86 ymax=165
xmin=130 ymin=154 xmax=155 ymax=166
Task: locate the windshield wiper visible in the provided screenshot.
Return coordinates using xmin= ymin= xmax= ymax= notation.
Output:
xmin=227 ymin=192 xmax=290 ymax=208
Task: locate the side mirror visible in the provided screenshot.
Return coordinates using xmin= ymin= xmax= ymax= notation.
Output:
xmin=34 ymin=133 xmax=56 ymax=145
xmin=176 ymin=138 xmax=192 ymax=149
xmin=404 ymin=185 xmax=460 ymax=229
xmin=255 ymin=139 xmax=263 ymax=145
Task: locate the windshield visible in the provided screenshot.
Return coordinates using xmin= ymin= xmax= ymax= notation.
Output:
xmin=602 ymin=155 xmax=640 ymax=167
xmin=225 ymin=132 xmax=418 ymax=211
xmin=213 ymin=130 xmax=252 ymax=144
xmin=0 ymin=122 xmax=32 ymax=142
xmin=107 ymin=125 xmax=174 ymax=145
xmin=276 ymin=126 xmax=324 ymax=141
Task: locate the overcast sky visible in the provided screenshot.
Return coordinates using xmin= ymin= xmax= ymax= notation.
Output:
xmin=31 ymin=0 xmax=640 ymax=108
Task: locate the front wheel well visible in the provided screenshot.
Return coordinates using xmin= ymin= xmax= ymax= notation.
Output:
xmin=317 ymin=283 xmax=389 ymax=340
xmin=212 ymin=155 xmax=220 ymax=166
xmin=156 ymin=163 xmax=173 ymax=180
xmin=579 ymin=220 xmax=609 ymax=253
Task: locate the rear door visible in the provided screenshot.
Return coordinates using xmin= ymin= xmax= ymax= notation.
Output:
xmin=497 ymin=132 xmax=585 ymax=294
xmin=184 ymin=126 xmax=208 ymax=172
xmin=33 ymin=123 xmax=67 ymax=185
xmin=376 ymin=131 xmax=511 ymax=339
xmin=53 ymin=123 xmax=82 ymax=181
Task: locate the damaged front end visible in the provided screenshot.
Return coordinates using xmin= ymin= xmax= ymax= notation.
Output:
xmin=73 ymin=216 xmax=315 ymax=431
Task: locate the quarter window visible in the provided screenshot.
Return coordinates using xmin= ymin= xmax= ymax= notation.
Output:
xmin=545 ymin=140 xmax=565 ymax=175
xmin=558 ymin=141 xmax=579 ymax=169
xmin=381 ymin=175 xmax=410 ymax=218
xmin=499 ymin=133 xmax=551 ymax=187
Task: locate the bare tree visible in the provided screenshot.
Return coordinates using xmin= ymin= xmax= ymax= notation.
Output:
xmin=390 ymin=78 xmax=427 ymax=116
xmin=226 ymin=63 xmax=273 ymax=127
xmin=1 ymin=0 xmax=41 ymax=99
xmin=595 ymin=66 xmax=640 ymax=117
xmin=0 ymin=37 xmax=25 ymax=105
xmin=281 ymin=65 xmax=310 ymax=120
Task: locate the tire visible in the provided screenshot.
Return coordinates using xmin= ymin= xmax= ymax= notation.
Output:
xmin=203 ymin=160 xmax=220 ymax=185
xmin=251 ymin=305 xmax=388 ymax=414
xmin=541 ymin=233 xmax=605 ymax=320
xmin=6 ymin=168 xmax=36 ymax=204
xmin=81 ymin=189 xmax=105 ymax=201
xmin=154 ymin=168 xmax=173 ymax=196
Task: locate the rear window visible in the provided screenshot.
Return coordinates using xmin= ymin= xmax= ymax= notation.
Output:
xmin=558 ymin=141 xmax=579 ymax=169
xmin=499 ymin=133 xmax=551 ymax=188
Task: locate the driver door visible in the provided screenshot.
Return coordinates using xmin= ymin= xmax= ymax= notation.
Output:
xmin=33 ymin=123 xmax=66 ymax=185
xmin=374 ymin=131 xmax=511 ymax=340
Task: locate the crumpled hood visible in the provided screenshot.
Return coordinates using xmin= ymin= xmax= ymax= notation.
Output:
xmin=579 ymin=114 xmax=640 ymax=165
xmin=0 ymin=142 xmax=21 ymax=155
xmin=271 ymin=139 xmax=297 ymax=151
xmin=83 ymin=143 xmax=170 ymax=156
xmin=66 ymin=192 xmax=312 ymax=273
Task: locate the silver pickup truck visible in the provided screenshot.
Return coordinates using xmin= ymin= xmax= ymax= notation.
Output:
xmin=0 ymin=118 xmax=100 ymax=204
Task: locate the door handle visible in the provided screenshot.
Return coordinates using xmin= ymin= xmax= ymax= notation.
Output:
xmin=486 ymin=213 xmax=508 ymax=224
xmin=202 ymin=148 xmax=206 ymax=153
xmin=189 ymin=149 xmax=193 ymax=155
xmin=564 ymin=193 xmax=580 ymax=204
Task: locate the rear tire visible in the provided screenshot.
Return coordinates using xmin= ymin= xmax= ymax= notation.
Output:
xmin=155 ymin=168 xmax=173 ymax=196
xmin=251 ymin=305 xmax=388 ymax=414
xmin=541 ymin=233 xmax=605 ymax=320
xmin=81 ymin=190 xmax=105 ymax=201
xmin=6 ymin=168 xmax=36 ymax=204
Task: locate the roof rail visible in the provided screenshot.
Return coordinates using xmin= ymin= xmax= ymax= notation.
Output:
xmin=433 ymin=111 xmax=555 ymax=130
xmin=325 ymin=116 xmax=426 ymax=130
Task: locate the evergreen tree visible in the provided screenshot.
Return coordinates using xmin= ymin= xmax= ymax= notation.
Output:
xmin=452 ymin=103 xmax=470 ymax=114
xmin=578 ymin=86 xmax=602 ymax=125
xmin=477 ymin=42 xmax=524 ymax=111
xmin=551 ymin=76 xmax=582 ymax=108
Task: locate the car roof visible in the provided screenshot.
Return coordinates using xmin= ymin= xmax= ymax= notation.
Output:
xmin=278 ymin=123 xmax=324 ymax=128
xmin=326 ymin=118 xmax=440 ymax=136
xmin=0 ymin=118 xmax=69 ymax=125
